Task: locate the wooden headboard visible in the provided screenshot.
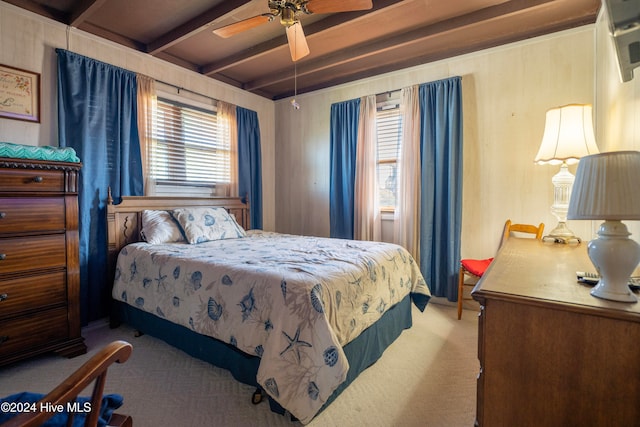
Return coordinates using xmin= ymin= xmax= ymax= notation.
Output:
xmin=106 ymin=194 xmax=249 ymax=279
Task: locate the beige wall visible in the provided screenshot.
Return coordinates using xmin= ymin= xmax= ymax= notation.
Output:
xmin=275 ymin=26 xmax=596 ymax=259
xmin=0 ymin=2 xmax=276 ymax=231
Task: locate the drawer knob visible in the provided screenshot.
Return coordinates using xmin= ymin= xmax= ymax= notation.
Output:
xmin=0 ymin=212 xmax=5 ymax=219
xmin=0 ymin=336 xmax=8 ymax=344
xmin=0 ymin=254 xmax=5 ymax=260
xmin=0 ymin=293 xmax=6 ymax=302
xmin=33 ymin=176 xmax=43 ymax=183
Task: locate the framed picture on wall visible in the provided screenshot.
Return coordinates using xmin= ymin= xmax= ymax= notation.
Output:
xmin=0 ymin=64 xmax=40 ymax=123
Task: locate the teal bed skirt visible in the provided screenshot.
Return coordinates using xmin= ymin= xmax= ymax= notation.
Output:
xmin=112 ymin=294 xmax=413 ymax=419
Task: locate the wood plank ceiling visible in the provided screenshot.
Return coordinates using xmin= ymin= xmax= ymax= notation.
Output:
xmin=4 ymin=0 xmax=601 ymax=99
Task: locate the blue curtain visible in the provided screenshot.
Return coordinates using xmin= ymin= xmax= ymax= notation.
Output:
xmin=236 ymin=106 xmax=263 ymax=229
xmin=418 ymin=77 xmax=463 ymax=300
xmin=56 ymin=49 xmax=143 ymax=324
xmin=329 ymin=98 xmax=360 ymax=239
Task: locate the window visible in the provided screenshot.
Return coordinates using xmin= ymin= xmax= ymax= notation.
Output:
xmin=150 ymin=98 xmax=229 ymax=193
xmin=376 ymin=100 xmax=402 ymax=210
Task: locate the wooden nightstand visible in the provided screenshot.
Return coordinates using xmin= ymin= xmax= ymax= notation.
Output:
xmin=0 ymin=158 xmax=86 ymax=365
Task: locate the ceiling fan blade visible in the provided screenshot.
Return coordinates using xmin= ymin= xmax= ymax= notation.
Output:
xmin=286 ymin=22 xmax=310 ymax=62
xmin=304 ymin=0 xmax=373 ymax=14
xmin=213 ymin=14 xmax=272 ymax=38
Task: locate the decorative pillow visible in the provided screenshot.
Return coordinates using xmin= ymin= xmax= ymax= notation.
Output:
xmin=171 ymin=207 xmax=246 ymax=244
xmin=140 ymin=210 xmax=186 ymax=244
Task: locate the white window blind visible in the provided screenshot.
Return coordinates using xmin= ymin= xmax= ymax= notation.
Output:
xmin=150 ymin=98 xmax=229 ymax=188
xmin=376 ymin=105 xmax=402 ymax=209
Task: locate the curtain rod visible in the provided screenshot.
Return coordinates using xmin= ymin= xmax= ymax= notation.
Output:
xmin=154 ymin=78 xmax=220 ymax=104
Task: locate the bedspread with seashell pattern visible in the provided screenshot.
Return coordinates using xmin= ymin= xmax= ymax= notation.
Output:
xmin=112 ymin=230 xmax=430 ymax=424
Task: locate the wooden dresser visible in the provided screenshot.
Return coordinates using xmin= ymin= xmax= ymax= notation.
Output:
xmin=0 ymin=158 xmax=86 ymax=366
xmin=472 ymin=237 xmax=640 ymax=427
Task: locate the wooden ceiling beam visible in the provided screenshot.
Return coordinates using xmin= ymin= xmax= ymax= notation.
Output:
xmin=68 ymin=0 xmax=107 ymax=27
xmin=242 ymin=0 xmax=559 ymax=91
xmin=200 ymin=0 xmax=405 ymax=76
xmin=75 ymin=22 xmax=147 ymax=52
xmin=151 ymin=52 xmax=202 ymax=74
xmin=146 ymin=0 xmax=254 ymax=55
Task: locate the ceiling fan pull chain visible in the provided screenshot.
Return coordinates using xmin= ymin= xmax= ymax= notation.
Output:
xmin=291 ymin=45 xmax=300 ymax=109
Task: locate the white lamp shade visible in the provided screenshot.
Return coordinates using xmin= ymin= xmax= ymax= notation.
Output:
xmin=535 ymin=104 xmax=599 ymax=165
xmin=568 ymin=151 xmax=640 ymax=220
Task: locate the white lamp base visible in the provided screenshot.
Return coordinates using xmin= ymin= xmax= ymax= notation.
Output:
xmin=588 ymin=220 xmax=640 ymax=303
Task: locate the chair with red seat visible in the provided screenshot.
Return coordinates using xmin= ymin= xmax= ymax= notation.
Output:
xmin=457 ymin=219 xmax=544 ymax=319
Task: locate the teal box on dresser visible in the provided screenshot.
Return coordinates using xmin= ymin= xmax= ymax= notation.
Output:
xmin=0 ymin=157 xmax=86 ymax=365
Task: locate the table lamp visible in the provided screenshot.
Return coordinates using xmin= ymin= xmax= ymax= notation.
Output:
xmin=535 ymin=104 xmax=600 ymax=243
xmin=567 ymin=151 xmax=640 ymax=303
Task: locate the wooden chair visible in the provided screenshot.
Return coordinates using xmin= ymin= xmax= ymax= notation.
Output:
xmin=457 ymin=220 xmax=544 ymax=319
xmin=1 ymin=341 xmax=133 ymax=427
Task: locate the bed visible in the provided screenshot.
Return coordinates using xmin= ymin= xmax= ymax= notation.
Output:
xmin=106 ymin=195 xmax=431 ymax=424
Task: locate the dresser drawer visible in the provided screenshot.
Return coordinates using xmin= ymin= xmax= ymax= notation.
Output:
xmin=0 ymin=272 xmax=67 ymax=319
xmin=0 ymin=307 xmax=69 ymax=358
xmin=0 ymin=168 xmax=65 ymax=192
xmin=0 ymin=198 xmax=65 ymax=233
xmin=0 ymin=234 xmax=66 ymax=274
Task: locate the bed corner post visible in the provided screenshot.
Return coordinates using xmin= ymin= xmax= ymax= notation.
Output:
xmin=244 ymin=192 xmax=251 ymax=230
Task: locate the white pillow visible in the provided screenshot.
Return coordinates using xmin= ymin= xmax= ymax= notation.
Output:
xmin=140 ymin=210 xmax=186 ymax=244
xmin=171 ymin=207 xmax=246 ymax=244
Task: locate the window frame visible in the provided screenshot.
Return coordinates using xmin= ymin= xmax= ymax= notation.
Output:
xmin=376 ymin=94 xmax=402 ymax=212
xmin=149 ymin=93 xmax=230 ymax=196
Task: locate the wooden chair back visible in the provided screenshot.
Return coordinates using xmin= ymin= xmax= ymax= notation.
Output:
xmin=1 ymin=341 xmax=133 ymax=427
xmin=500 ymin=219 xmax=545 ymax=248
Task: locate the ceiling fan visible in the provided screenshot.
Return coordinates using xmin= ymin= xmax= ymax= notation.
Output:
xmin=213 ymin=0 xmax=373 ymax=61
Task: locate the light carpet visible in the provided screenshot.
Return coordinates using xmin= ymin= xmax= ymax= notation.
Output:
xmin=0 ymin=303 xmax=478 ymax=427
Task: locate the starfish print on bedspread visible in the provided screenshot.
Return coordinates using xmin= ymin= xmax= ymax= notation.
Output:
xmin=155 ymin=268 xmax=168 ymax=291
xmin=280 ymin=325 xmax=312 ymax=364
